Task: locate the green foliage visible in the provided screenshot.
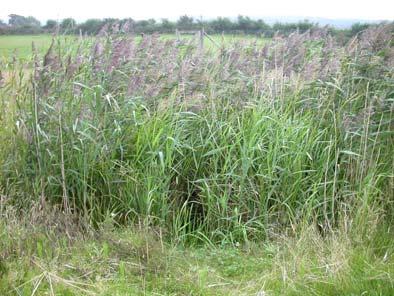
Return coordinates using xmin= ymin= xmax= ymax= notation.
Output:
xmin=177 ymin=15 xmax=196 ymax=30
xmin=3 ymin=14 xmax=390 ymax=38
xmin=77 ymin=19 xmax=105 ymax=35
xmin=350 ymin=22 xmax=372 ymax=36
xmin=273 ymin=20 xmax=316 ymax=34
xmin=0 ymin=217 xmax=393 ymax=295
xmin=0 ymin=27 xmax=393 ymax=244
xmin=60 ymin=18 xmax=77 ymax=33
xmin=4 ymin=14 xmax=42 ymax=35
xmin=8 ymin=14 xmax=41 ymax=28
xmin=43 ymin=19 xmax=58 ymax=30
xmin=0 ymin=22 xmax=393 ymax=296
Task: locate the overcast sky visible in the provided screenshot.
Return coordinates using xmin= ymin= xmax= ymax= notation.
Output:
xmin=1 ymin=0 xmax=393 ymax=23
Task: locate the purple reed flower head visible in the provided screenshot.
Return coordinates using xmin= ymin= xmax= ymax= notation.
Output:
xmin=92 ymin=39 xmax=105 ymax=73
xmin=98 ymin=23 xmax=109 ymax=37
xmin=41 ymin=40 xmax=61 ymax=73
xmin=121 ymin=20 xmax=132 ymax=34
xmin=43 ymin=40 xmax=55 ymax=68
xmin=360 ymin=24 xmax=393 ymax=52
xmin=66 ymin=48 xmax=83 ymax=79
xmin=112 ymin=22 xmax=120 ymax=35
xmin=108 ymin=37 xmax=136 ymax=72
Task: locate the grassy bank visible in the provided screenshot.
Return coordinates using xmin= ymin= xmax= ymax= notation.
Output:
xmin=0 ymin=25 xmax=393 ymax=294
xmin=1 ymin=210 xmax=393 ymax=295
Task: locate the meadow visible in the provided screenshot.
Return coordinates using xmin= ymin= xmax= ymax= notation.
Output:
xmin=0 ymin=34 xmax=268 ymax=60
xmin=0 ymin=25 xmax=393 ymax=295
xmin=0 ymin=34 xmax=55 ymax=60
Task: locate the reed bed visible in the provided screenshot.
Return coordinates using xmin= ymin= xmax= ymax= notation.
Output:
xmin=0 ymin=25 xmax=393 ymax=244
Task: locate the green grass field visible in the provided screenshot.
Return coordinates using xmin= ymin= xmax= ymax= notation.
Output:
xmin=0 ymin=34 xmax=268 ymax=61
xmin=0 ymin=34 xmax=54 ymax=60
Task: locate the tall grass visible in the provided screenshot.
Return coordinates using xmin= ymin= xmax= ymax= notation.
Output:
xmin=0 ymin=25 xmax=393 ymax=244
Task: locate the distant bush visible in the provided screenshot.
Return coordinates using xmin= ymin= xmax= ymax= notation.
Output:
xmin=2 ymin=14 xmax=390 ymax=39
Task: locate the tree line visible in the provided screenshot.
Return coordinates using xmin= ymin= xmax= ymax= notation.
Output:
xmin=0 ymin=14 xmax=386 ymax=38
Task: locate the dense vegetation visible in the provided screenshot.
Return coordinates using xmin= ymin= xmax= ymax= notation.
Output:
xmin=1 ymin=13 xmax=390 ymax=39
xmin=0 ymin=24 xmax=393 ymax=295
xmin=1 ymin=23 xmax=393 ymax=240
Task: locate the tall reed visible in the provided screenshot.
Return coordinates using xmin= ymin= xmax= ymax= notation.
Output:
xmin=0 ymin=25 xmax=393 ymax=243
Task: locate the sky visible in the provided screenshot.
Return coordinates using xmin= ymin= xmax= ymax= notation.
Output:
xmin=1 ymin=0 xmax=394 ymax=23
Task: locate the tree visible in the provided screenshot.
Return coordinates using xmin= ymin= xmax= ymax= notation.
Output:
xmin=0 ymin=19 xmax=8 ymax=34
xmin=134 ymin=19 xmax=157 ymax=33
xmin=177 ymin=15 xmax=194 ymax=30
xmin=256 ymin=19 xmax=270 ymax=34
xmin=61 ymin=18 xmax=76 ymax=32
xmin=43 ymin=19 xmax=58 ymax=30
xmin=160 ymin=18 xmax=174 ymax=33
xmin=296 ymin=20 xmax=316 ymax=33
xmin=26 ymin=16 xmax=41 ymax=27
xmin=77 ymin=19 xmax=104 ymax=35
xmin=8 ymin=14 xmax=26 ymax=26
xmin=8 ymin=14 xmax=40 ymax=27
xmin=211 ymin=17 xmax=233 ymax=33
xmin=350 ymin=22 xmax=371 ymax=36
xmin=237 ymin=15 xmax=259 ymax=34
